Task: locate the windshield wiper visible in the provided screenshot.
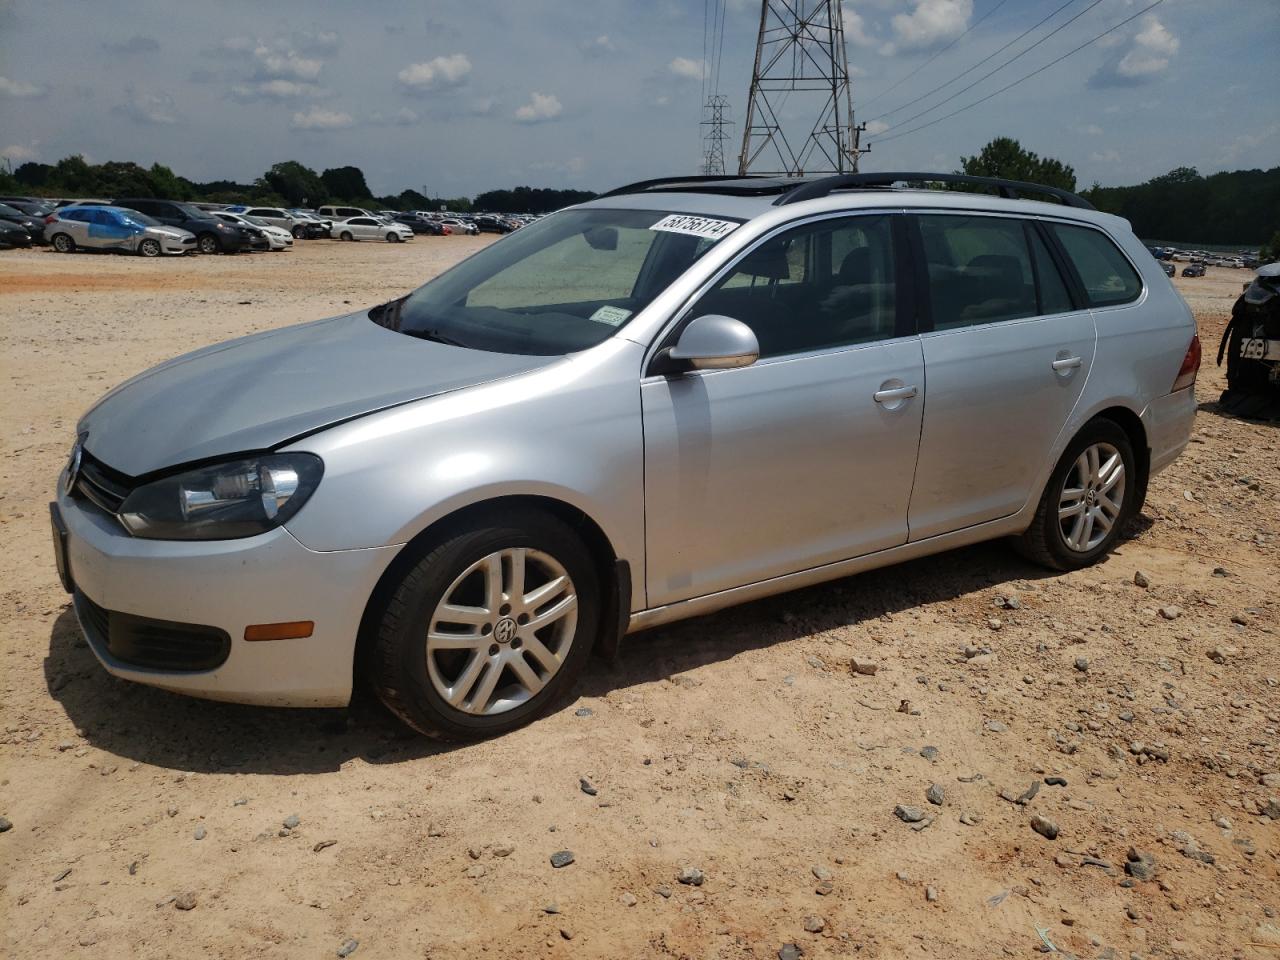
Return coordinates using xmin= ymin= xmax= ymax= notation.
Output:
xmin=401 ymin=328 xmax=469 ymax=348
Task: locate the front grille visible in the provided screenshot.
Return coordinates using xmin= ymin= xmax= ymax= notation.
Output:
xmin=181 ymin=236 xmax=196 ymax=245
xmin=73 ymin=452 xmax=132 ymax=515
xmin=76 ymin=590 xmax=231 ymax=672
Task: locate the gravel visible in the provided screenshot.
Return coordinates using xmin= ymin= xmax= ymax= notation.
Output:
xmin=1030 ymin=815 xmax=1060 ymax=840
xmin=677 ymin=866 xmax=705 ymax=886
xmin=549 ymin=850 xmax=575 ymax=868
xmin=282 ymin=814 xmax=300 ymax=829
xmin=895 ymin=804 xmax=927 ymax=823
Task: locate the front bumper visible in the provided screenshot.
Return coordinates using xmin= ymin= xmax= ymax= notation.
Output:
xmin=55 ymin=490 xmax=400 ymax=707
xmin=1141 ymin=386 xmax=1197 ymax=476
xmin=160 ymin=236 xmax=195 ymax=255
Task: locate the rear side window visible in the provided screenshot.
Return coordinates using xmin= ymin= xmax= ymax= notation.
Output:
xmin=1051 ymin=224 xmax=1142 ymax=307
xmin=918 ymin=215 xmax=1037 ymax=329
xmin=1029 ymin=227 xmax=1074 ymax=315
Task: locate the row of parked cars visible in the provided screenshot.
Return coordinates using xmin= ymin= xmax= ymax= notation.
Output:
xmin=0 ymin=194 xmax=537 ymax=256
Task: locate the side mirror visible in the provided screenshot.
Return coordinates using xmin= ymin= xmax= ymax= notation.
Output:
xmin=664 ymin=314 xmax=759 ymax=371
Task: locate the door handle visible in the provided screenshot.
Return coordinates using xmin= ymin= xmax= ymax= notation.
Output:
xmin=873 ymin=384 xmax=918 ymax=403
xmin=1051 ymin=356 xmax=1083 ymax=371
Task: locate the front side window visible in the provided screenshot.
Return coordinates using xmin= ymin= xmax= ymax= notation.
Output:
xmin=383 ymin=208 xmax=737 ymax=355
xmin=690 ymin=214 xmax=898 ymax=358
xmin=918 ymin=215 xmax=1037 ymax=329
xmin=1052 ymin=223 xmax=1142 ymax=307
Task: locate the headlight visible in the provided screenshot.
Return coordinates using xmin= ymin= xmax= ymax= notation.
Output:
xmin=118 ymin=453 xmax=323 ymax=540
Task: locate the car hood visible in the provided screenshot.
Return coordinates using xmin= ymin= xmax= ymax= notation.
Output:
xmin=145 ymin=225 xmax=192 ymax=240
xmin=79 ymin=312 xmax=556 ymax=477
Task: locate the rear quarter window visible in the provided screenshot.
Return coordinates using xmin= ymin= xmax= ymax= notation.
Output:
xmin=1052 ymin=224 xmax=1142 ymax=307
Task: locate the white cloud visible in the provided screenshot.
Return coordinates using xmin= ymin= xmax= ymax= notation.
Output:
xmin=1117 ymin=16 xmax=1179 ymax=79
xmin=1073 ymin=123 xmax=1104 ymax=136
xmin=102 ymin=35 xmax=160 ymax=55
xmin=0 ymin=143 xmax=38 ymax=163
xmin=1090 ymin=149 xmax=1121 ymax=164
xmin=1090 ymin=16 xmax=1179 ymax=88
xmin=229 ymin=79 xmax=324 ymax=101
xmin=864 ymin=119 xmax=890 ymax=136
xmin=0 ymin=75 xmax=46 ymax=98
xmin=843 ymin=8 xmax=878 ymax=48
xmin=581 ymin=34 xmax=616 ymax=55
xmin=514 ymin=92 xmax=562 ymax=123
xmin=668 ymin=57 xmax=707 ymax=81
xmin=397 ymin=54 xmax=472 ymax=91
xmin=253 ymin=46 xmax=323 ymax=82
xmin=111 ymin=90 xmax=178 ymax=125
xmin=888 ymin=0 xmax=972 ymax=52
xmin=290 ymin=106 xmax=354 ymax=130
xmin=394 ymin=107 xmax=419 ymax=125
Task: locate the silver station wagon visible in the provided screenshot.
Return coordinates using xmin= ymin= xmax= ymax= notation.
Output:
xmin=52 ymin=172 xmax=1200 ymax=739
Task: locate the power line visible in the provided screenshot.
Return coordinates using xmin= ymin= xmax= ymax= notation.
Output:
xmin=859 ymin=0 xmax=1012 ymax=111
xmin=873 ymin=0 xmax=1108 ymax=132
xmin=870 ymin=0 xmax=1080 ymax=122
xmin=872 ymin=0 xmax=1167 ymax=145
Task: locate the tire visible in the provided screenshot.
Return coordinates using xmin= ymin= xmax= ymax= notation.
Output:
xmin=138 ymin=238 xmax=161 ymax=258
xmin=387 ymin=233 xmax=401 ymax=243
xmin=52 ymin=233 xmax=75 ymax=253
xmin=340 ymin=231 xmax=354 ymax=242
xmin=291 ymin=225 xmax=307 ymax=239
xmin=1015 ymin=418 xmax=1137 ymax=571
xmin=196 ymin=233 xmax=220 ymax=255
xmin=372 ymin=511 xmax=601 ymax=740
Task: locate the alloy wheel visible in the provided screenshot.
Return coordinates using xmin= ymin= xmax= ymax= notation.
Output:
xmin=1058 ymin=441 xmax=1125 ymax=552
xmin=425 ymin=548 xmax=578 ymax=716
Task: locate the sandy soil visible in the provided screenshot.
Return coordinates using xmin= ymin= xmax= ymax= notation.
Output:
xmin=0 ymin=241 xmax=1276 ymax=960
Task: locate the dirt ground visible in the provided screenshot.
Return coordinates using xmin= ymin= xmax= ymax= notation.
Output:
xmin=0 ymin=240 xmax=1276 ymax=960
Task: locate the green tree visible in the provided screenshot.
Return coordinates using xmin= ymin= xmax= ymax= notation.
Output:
xmin=320 ymin=165 xmax=372 ymax=201
xmin=47 ymin=155 xmax=102 ymax=195
xmin=148 ymin=162 xmax=190 ymax=200
xmin=959 ymin=137 xmax=1077 ymax=192
xmin=261 ymin=161 xmax=325 ymax=207
xmin=13 ymin=161 xmax=52 ymax=187
xmin=1259 ymin=230 xmax=1280 ymax=264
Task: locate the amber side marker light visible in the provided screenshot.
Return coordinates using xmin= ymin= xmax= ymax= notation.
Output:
xmin=244 ymin=621 xmax=315 ymax=642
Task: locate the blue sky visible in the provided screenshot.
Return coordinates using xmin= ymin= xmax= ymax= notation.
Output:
xmin=0 ymin=0 xmax=1276 ymax=196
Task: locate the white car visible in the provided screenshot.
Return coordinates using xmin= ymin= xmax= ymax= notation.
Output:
xmin=440 ymin=217 xmax=480 ymax=236
xmin=227 ymin=206 xmax=311 ymax=238
xmin=330 ymin=217 xmax=414 ymax=243
xmin=215 ymin=213 xmax=293 ymax=251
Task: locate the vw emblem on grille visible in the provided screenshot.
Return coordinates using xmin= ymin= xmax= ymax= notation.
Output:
xmin=64 ymin=435 xmax=85 ymax=495
xmin=494 ymin=617 xmax=518 ymax=644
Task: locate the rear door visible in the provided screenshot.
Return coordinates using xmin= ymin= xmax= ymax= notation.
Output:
xmin=906 ymin=212 xmax=1096 ymax=541
xmin=642 ymin=212 xmax=925 ymax=607
xmin=88 ymin=209 xmax=133 ymax=250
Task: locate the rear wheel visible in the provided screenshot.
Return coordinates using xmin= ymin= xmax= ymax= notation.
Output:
xmin=52 ymin=233 xmax=75 ymax=253
xmin=138 ymin=238 xmax=161 ymax=257
xmin=1016 ymin=419 xmax=1137 ymax=571
xmin=196 ymin=233 xmax=220 ymax=255
xmin=371 ymin=511 xmax=600 ymax=740
xmin=291 ymin=225 xmax=307 ymax=239
xmin=340 ymin=231 xmax=354 ymax=242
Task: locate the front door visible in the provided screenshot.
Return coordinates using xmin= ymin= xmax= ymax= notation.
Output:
xmin=907 ymin=213 xmax=1097 ymax=541
xmin=642 ymin=213 xmax=924 ymax=608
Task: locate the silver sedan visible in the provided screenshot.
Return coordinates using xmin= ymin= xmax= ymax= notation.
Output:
xmin=48 ymin=205 xmax=195 ymax=256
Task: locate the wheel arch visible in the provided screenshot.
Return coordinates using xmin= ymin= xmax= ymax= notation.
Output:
xmin=1089 ymin=404 xmax=1150 ymax=515
xmin=353 ymin=494 xmax=626 ymax=689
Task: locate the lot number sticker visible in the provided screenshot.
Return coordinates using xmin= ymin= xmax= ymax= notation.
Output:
xmin=650 ymin=214 xmax=739 ymax=241
xmin=589 ymin=305 xmax=633 ymax=327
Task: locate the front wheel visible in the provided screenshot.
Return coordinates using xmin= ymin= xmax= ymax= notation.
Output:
xmin=138 ymin=238 xmax=161 ymax=257
xmin=371 ymin=512 xmax=600 ymax=739
xmin=387 ymin=233 xmax=401 ymax=243
xmin=1015 ymin=419 xmax=1137 ymax=570
xmin=196 ymin=233 xmax=220 ymax=255
xmin=340 ymin=231 xmax=354 ymax=242
xmin=292 ymin=225 xmax=307 ymax=239
xmin=52 ymin=233 xmax=76 ymax=253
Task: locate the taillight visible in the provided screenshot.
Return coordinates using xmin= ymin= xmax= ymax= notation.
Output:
xmin=1172 ymin=334 xmax=1201 ymax=392
xmin=45 ymin=214 xmax=57 ymax=224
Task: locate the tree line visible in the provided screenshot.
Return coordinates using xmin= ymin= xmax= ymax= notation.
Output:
xmin=0 ymin=156 xmax=596 ymax=214
xmin=2 ymin=144 xmax=1276 ymax=246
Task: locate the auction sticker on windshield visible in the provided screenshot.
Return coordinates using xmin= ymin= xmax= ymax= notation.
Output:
xmin=650 ymin=214 xmax=739 ymax=241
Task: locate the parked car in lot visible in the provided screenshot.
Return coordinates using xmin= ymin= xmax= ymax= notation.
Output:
xmin=113 ymin=198 xmax=247 ymax=254
xmin=214 ymin=212 xmax=293 ymax=251
xmin=0 ymin=220 xmax=32 ymax=249
xmin=394 ymin=214 xmax=450 ymax=236
xmin=0 ymin=202 xmax=46 ymax=244
xmin=227 ymin=205 xmax=312 ymax=239
xmin=440 ymin=217 xmax=479 ymax=236
xmin=1182 ymin=263 xmax=1207 ymax=278
xmin=1160 ymin=261 xmax=1176 ymax=278
xmin=317 ymin=204 xmax=379 ymax=223
xmin=330 ymin=216 xmax=413 ymax=242
xmin=51 ymin=171 xmax=1199 ymax=739
xmin=46 ymin=205 xmax=196 ymax=256
xmin=0 ymin=196 xmax=57 ymax=219
xmin=473 ymin=214 xmax=516 ymax=234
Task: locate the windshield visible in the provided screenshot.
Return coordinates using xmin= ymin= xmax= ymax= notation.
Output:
xmin=120 ymin=209 xmax=160 ymax=226
xmin=374 ymin=207 xmax=740 ymax=355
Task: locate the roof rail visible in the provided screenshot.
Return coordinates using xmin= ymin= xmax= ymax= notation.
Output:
xmin=774 ymin=171 xmax=1094 ymax=210
xmin=597 ymin=174 xmax=779 ymax=199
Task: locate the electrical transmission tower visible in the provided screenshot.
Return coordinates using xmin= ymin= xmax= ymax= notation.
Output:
xmin=700 ymin=94 xmax=733 ymax=175
xmin=738 ymin=0 xmax=866 ymax=176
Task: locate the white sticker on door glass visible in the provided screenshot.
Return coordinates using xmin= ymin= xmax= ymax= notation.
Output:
xmin=649 ymin=214 xmax=739 ymax=241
